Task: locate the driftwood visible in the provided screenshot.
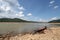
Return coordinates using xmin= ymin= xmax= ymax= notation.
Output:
xmin=33 ymin=26 xmax=47 ymax=34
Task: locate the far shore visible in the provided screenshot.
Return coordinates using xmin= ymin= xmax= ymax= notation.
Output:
xmin=0 ymin=22 xmax=60 ymax=23
xmin=49 ymin=23 xmax=60 ymax=24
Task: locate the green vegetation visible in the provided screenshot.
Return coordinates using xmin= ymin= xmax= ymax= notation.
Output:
xmin=49 ymin=19 xmax=60 ymax=23
xmin=0 ymin=18 xmax=39 ymax=23
xmin=0 ymin=18 xmax=27 ymax=22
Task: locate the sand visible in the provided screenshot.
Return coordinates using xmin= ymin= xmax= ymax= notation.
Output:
xmin=0 ymin=27 xmax=60 ymax=40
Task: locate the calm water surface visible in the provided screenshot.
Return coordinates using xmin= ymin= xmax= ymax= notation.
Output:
xmin=0 ymin=22 xmax=60 ymax=34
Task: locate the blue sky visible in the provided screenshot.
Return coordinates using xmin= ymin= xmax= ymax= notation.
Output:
xmin=0 ymin=0 xmax=60 ymax=22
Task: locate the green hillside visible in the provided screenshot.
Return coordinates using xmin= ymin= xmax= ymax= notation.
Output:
xmin=49 ymin=19 xmax=60 ymax=23
xmin=0 ymin=18 xmax=27 ymax=22
xmin=0 ymin=18 xmax=39 ymax=23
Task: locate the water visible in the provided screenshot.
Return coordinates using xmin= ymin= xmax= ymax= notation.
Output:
xmin=0 ymin=22 xmax=60 ymax=34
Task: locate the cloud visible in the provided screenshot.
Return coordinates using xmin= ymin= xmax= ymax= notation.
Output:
xmin=49 ymin=0 xmax=55 ymax=7
xmin=19 ymin=6 xmax=25 ymax=10
xmin=27 ymin=13 xmax=32 ymax=16
xmin=49 ymin=0 xmax=59 ymax=9
xmin=0 ymin=0 xmax=2 ymax=1
xmin=0 ymin=5 xmax=11 ymax=11
xmin=54 ymin=6 xmax=59 ymax=9
xmin=50 ymin=0 xmax=55 ymax=4
xmin=0 ymin=0 xmax=25 ymax=18
xmin=16 ymin=11 xmax=24 ymax=17
xmin=51 ymin=17 xmax=58 ymax=20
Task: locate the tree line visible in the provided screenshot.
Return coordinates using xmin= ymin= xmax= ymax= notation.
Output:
xmin=0 ymin=18 xmax=27 ymax=22
xmin=49 ymin=19 xmax=60 ymax=23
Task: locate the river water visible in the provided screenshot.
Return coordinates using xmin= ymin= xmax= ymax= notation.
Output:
xmin=0 ymin=22 xmax=60 ymax=34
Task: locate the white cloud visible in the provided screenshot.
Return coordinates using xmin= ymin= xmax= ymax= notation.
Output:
xmin=5 ymin=6 xmax=11 ymax=11
xmin=49 ymin=0 xmax=55 ymax=8
xmin=16 ymin=11 xmax=24 ymax=17
xmin=50 ymin=0 xmax=55 ymax=4
xmin=0 ymin=0 xmax=25 ymax=18
xmin=0 ymin=5 xmax=11 ymax=11
xmin=49 ymin=0 xmax=59 ymax=9
xmin=19 ymin=11 xmax=23 ymax=14
xmin=54 ymin=6 xmax=59 ymax=9
xmin=0 ymin=0 xmax=2 ymax=1
xmin=27 ymin=13 xmax=32 ymax=16
xmin=19 ymin=6 xmax=25 ymax=10
xmin=51 ymin=17 xmax=58 ymax=20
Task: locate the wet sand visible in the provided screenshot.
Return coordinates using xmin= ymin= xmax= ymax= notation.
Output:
xmin=10 ymin=27 xmax=60 ymax=40
xmin=0 ymin=26 xmax=60 ymax=40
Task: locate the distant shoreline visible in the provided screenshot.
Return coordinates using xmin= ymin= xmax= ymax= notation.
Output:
xmin=0 ymin=22 xmax=47 ymax=23
xmin=0 ymin=22 xmax=60 ymax=24
xmin=49 ymin=23 xmax=60 ymax=24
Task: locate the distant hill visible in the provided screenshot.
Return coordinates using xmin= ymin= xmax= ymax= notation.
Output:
xmin=0 ymin=18 xmax=28 ymax=22
xmin=0 ymin=18 xmax=39 ymax=23
xmin=48 ymin=19 xmax=60 ymax=23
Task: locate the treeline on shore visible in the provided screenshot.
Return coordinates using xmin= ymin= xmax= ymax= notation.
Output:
xmin=49 ymin=19 xmax=60 ymax=23
xmin=0 ymin=18 xmax=39 ymax=23
xmin=0 ymin=18 xmax=60 ymax=23
xmin=0 ymin=18 xmax=27 ymax=22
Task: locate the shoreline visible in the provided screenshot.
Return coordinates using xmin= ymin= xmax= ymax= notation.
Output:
xmin=0 ymin=26 xmax=60 ymax=40
xmin=0 ymin=22 xmax=60 ymax=24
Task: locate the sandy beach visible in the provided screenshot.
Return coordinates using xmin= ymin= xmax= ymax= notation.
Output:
xmin=0 ymin=26 xmax=60 ymax=40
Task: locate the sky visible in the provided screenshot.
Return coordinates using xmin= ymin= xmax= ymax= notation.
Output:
xmin=0 ymin=0 xmax=60 ymax=22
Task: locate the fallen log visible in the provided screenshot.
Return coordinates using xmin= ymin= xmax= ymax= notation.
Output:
xmin=33 ymin=26 xmax=47 ymax=34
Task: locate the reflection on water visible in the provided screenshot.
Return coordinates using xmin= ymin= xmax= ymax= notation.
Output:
xmin=0 ymin=23 xmax=60 ymax=34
